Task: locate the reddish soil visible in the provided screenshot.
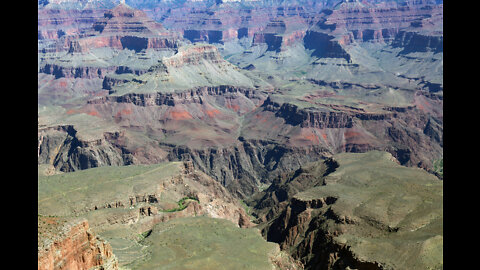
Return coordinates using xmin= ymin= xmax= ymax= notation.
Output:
xmin=205 ymin=109 xmax=220 ymax=118
xmin=66 ymin=109 xmax=79 ymax=115
xmin=304 ymin=133 xmax=320 ymax=144
xmin=115 ymin=108 xmax=132 ymax=118
xmin=344 ymin=131 xmax=362 ymax=140
xmin=87 ymin=110 xmax=100 ymax=117
xmin=58 ymin=81 xmax=68 ymax=88
xmin=170 ymin=110 xmax=193 ymax=120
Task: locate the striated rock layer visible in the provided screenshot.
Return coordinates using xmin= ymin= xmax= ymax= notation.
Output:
xmin=38 ymin=217 xmax=118 ymax=270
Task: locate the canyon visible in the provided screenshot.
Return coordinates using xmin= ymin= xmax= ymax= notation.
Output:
xmin=38 ymin=0 xmax=443 ymax=269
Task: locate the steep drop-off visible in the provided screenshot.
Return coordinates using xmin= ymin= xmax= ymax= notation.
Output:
xmin=250 ymin=151 xmax=442 ymax=270
xmin=38 ymin=217 xmax=118 ymax=270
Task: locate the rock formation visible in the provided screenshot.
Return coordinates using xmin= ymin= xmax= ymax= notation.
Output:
xmin=251 ymin=151 xmax=443 ymax=270
xmin=38 ymin=217 xmax=118 ymax=270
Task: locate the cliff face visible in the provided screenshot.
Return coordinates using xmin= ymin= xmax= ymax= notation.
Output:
xmin=256 ymin=94 xmax=442 ymax=168
xmin=392 ymin=30 xmax=443 ymax=54
xmin=38 ymin=8 xmax=105 ymax=41
xmin=162 ymin=44 xmax=224 ymax=68
xmin=38 ymin=218 xmax=118 ymax=270
xmin=303 ymin=31 xmax=351 ymax=62
xmin=165 ymin=140 xmax=330 ymax=198
xmin=83 ymin=3 xmax=180 ymax=51
xmin=37 ymin=125 xmax=134 ymax=172
xmin=98 ymin=85 xmax=264 ymax=105
xmin=38 ymin=3 xmax=181 ymax=84
xmin=38 ymin=160 xmax=254 ymax=233
xmin=323 ymin=1 xmax=442 ymax=44
xmin=263 ymin=98 xmax=354 ymax=129
xmin=251 ymin=16 xmax=309 ymax=52
xmin=40 ymin=63 xmax=118 ymax=79
xmin=253 ymin=151 xmax=443 ymax=270
xmin=38 ymin=87 xmax=442 ymax=198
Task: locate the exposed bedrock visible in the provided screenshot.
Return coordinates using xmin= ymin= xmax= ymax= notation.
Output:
xmin=95 ymin=85 xmax=264 ymax=105
xmin=40 ymin=63 xmax=118 ymax=79
xmin=247 ymin=158 xmax=336 ymax=223
xmin=37 ymin=8 xmax=105 ymax=41
xmin=39 ymin=3 xmax=180 ymax=54
xmin=261 ymin=95 xmax=442 ymax=170
xmin=38 ymin=160 xmax=253 ymax=229
xmin=183 ymin=29 xmax=224 ymax=44
xmin=262 ymin=97 xmax=396 ymax=129
xmin=120 ymin=36 xmax=148 ymax=52
xmin=76 ymin=35 xmax=178 ymax=51
xmin=392 ymin=30 xmax=443 ymax=54
xmin=102 ymin=75 xmax=135 ymax=91
xmin=39 ymin=89 xmax=442 ymax=197
xmin=339 ymin=28 xmax=399 ymax=45
xmin=266 ymin=204 xmax=386 ymax=270
xmin=165 ymin=140 xmax=330 ymax=198
xmin=253 ymin=33 xmax=283 ymax=52
xmin=303 ymin=31 xmax=351 ymax=62
xmin=263 ymin=99 xmax=354 ymax=129
xmin=53 ymin=34 xmax=178 ymax=54
xmin=255 ymin=151 xmax=443 ymax=270
xmin=37 ymin=123 xmax=329 ymax=199
xmin=40 ymin=59 xmax=154 ymax=80
xmin=251 ymin=17 xmax=307 ymax=52
xmin=38 ymin=218 xmax=118 ymax=270
xmin=38 ymin=125 xmax=134 ymax=172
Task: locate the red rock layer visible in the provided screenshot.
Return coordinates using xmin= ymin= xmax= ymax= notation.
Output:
xmin=38 ymin=9 xmax=106 ymax=40
xmin=38 ymin=219 xmax=118 ymax=270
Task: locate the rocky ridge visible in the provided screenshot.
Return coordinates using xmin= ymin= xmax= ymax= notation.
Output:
xmin=249 ymin=151 xmax=442 ymax=270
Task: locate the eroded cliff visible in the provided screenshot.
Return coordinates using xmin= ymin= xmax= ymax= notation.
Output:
xmin=38 ymin=217 xmax=118 ymax=270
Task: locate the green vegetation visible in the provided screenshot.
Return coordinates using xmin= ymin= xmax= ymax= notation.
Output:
xmin=160 ymin=196 xmax=199 ymax=213
xmin=239 ymin=200 xmax=255 ymax=219
xmin=433 ymin=158 xmax=443 ymax=178
xmin=138 ymin=229 xmax=153 ymax=241
xmin=292 ymin=151 xmax=443 ymax=269
xmin=126 ymin=216 xmax=279 ymax=270
xmin=38 ymin=162 xmax=182 ymax=217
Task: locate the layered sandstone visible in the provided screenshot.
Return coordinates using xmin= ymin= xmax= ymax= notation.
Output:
xmin=77 ymin=3 xmax=180 ymax=51
xmin=38 ymin=3 xmax=181 ymax=83
xmin=38 ymin=218 xmax=118 ymax=270
xmin=38 ymin=8 xmax=105 ymax=41
xmin=252 ymin=17 xmax=308 ymax=52
xmin=100 ymin=44 xmax=259 ymax=93
xmin=324 ymin=0 xmax=442 ymax=45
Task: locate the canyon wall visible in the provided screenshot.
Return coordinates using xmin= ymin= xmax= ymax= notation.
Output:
xmin=38 ymin=218 xmax=118 ymax=270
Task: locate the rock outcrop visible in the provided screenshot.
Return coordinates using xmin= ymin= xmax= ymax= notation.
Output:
xmin=39 ymin=86 xmax=442 ymax=198
xmin=252 ymin=17 xmax=308 ymax=52
xmin=253 ymin=151 xmax=443 ymax=270
xmin=263 ymin=98 xmax=355 ymax=129
xmin=392 ymin=30 xmax=443 ymax=54
xmin=38 ymin=217 xmax=118 ymax=270
xmin=38 ymin=8 xmax=105 ymax=41
xmin=303 ymin=31 xmax=351 ymax=62
xmin=97 ymin=85 xmax=264 ymax=105
xmin=77 ymin=3 xmax=180 ymax=51
xmin=37 ymin=1 xmax=443 ymax=269
xmin=37 ymin=125 xmax=134 ymax=172
xmin=38 ymin=160 xmax=253 ymax=229
xmin=38 ymin=3 xmax=181 ymax=84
